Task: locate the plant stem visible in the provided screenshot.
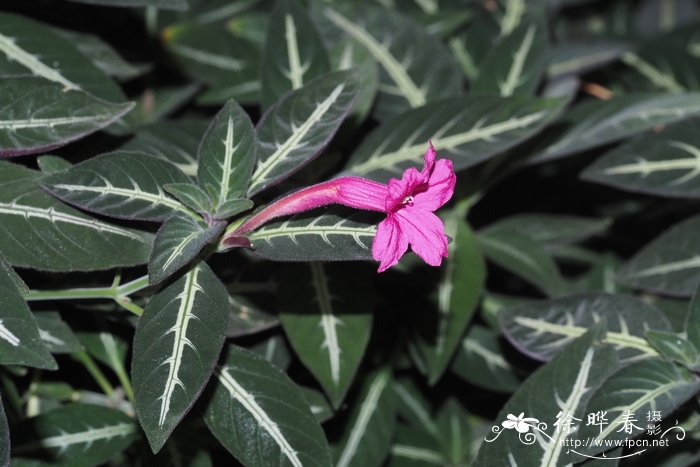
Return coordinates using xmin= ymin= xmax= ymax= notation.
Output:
xmin=73 ymin=352 xmax=114 ymax=396
xmin=23 ymin=275 xmax=150 ymax=317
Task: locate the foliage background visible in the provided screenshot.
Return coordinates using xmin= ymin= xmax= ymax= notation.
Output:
xmin=2 ymin=0 xmax=700 ymax=466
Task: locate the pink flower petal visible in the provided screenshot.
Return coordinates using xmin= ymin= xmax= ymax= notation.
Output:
xmin=413 ymin=158 xmax=456 ymax=211
xmin=372 ymin=215 xmax=409 ymax=272
xmin=335 ymin=177 xmax=389 ymax=212
xmin=387 ymin=167 xmax=426 ymax=211
xmin=420 ymin=143 xmax=436 ymax=178
xmin=394 ymin=207 xmax=448 ymax=266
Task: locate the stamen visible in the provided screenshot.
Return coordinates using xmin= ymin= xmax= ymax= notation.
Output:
xmin=402 ymin=195 xmax=414 ymax=205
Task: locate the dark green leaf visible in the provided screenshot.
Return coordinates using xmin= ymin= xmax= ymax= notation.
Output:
xmin=334 ymin=369 xmax=395 ymax=467
xmin=686 ymin=282 xmax=700 ymax=349
xmin=278 ymin=263 xmax=373 ymax=408
xmin=121 ymin=120 xmax=206 ymax=177
xmin=473 ymin=327 xmax=620 ymax=467
xmin=227 ymin=294 xmax=279 ymax=338
xmin=451 ymin=325 xmax=522 ymax=393
xmin=646 ymin=330 xmax=698 ymax=366
xmin=33 ymin=311 xmax=82 ymax=354
xmin=0 ymin=13 xmax=127 ymax=103
xmin=301 ymin=386 xmax=333 ymax=423
xmin=413 ymin=217 xmax=485 ymax=384
xmin=531 ymin=94 xmax=700 ymax=164
xmin=77 ymin=329 xmax=128 ymax=377
xmin=0 ymin=78 xmax=133 ymax=158
xmin=197 ymin=100 xmax=256 ymax=216
xmin=43 ymin=151 xmax=193 ymax=221
xmin=261 ymin=0 xmax=330 ymax=109
xmin=473 ymin=23 xmax=547 ymax=96
xmin=578 ymin=358 xmax=700 ymax=457
xmin=249 ymin=69 xmax=360 ymax=196
xmin=204 ymin=343 xmax=333 ymax=467
xmin=37 ymin=156 xmax=72 ymax=174
xmin=582 ymin=120 xmax=700 ymax=199
xmin=0 ymin=396 xmax=8 ymax=467
xmin=618 ymin=214 xmax=700 ymax=297
xmin=163 ymin=183 xmax=212 ymax=214
xmin=132 ymin=262 xmax=230 ymax=452
xmin=248 ymin=333 xmax=291 ymax=370
xmin=248 ymin=208 xmax=377 ymax=262
xmin=12 ymin=404 xmax=137 ymax=467
xmin=482 ymin=214 xmax=611 ymax=245
xmin=321 ymin=5 xmax=461 ymax=120
xmin=547 ymin=40 xmax=630 ymax=79
xmin=0 ymin=257 xmax=56 ymax=369
xmin=149 ymin=214 xmax=225 ymax=285
xmin=500 ymin=293 xmax=668 ymax=363
xmin=478 ymin=229 xmax=568 ymax=296
xmin=345 ymin=95 xmax=566 ymax=181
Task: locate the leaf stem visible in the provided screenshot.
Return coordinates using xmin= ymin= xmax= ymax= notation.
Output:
xmin=72 ymin=351 xmax=115 ymax=396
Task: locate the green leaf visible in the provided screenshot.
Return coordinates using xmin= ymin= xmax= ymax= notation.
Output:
xmin=472 ymin=23 xmax=547 ymax=96
xmin=149 ymin=214 xmax=226 ymax=285
xmin=247 ymin=209 xmax=377 ymax=262
xmin=163 ymin=183 xmax=212 ymax=214
xmin=500 ymin=293 xmax=668 ymax=364
xmin=531 ymin=93 xmax=700 ymax=164
xmin=646 ymin=330 xmax=698 ymax=366
xmin=77 ymin=329 xmax=128 ymax=379
xmin=248 ymin=333 xmax=292 ymax=370
xmin=334 ymin=369 xmax=396 ymax=467
xmin=547 ymin=40 xmax=630 ymax=80
xmin=121 ymin=120 xmax=206 ymax=177
xmin=248 ymin=69 xmax=360 ymax=196
xmin=582 ymin=119 xmax=700 ymax=199
xmin=482 ymin=214 xmax=611 ymax=245
xmin=478 ymin=229 xmax=568 ymax=296
xmin=473 ymin=326 xmax=620 ymax=467
xmin=132 ymin=262 xmax=230 ymax=453
xmin=0 ymin=396 xmax=8 ymax=467
xmin=261 ymin=0 xmax=330 ymax=109
xmin=388 ymin=427 xmax=445 ymax=467
xmin=197 ymin=100 xmax=256 ymax=216
xmin=227 ymin=294 xmax=279 ymax=338
xmin=301 ymin=386 xmax=333 ymax=423
xmin=0 ymin=78 xmax=133 ymax=158
xmin=37 ymin=155 xmax=72 ymax=174
xmin=450 ymin=325 xmax=522 ymax=393
xmin=278 ymin=263 xmax=373 ymax=408
xmin=412 ymin=218 xmax=486 ymax=385
xmin=0 ymin=258 xmax=55 ymax=369
xmin=43 ymin=151 xmax=193 ymax=221
xmin=126 ymin=84 xmax=200 ymax=128
xmin=64 ymin=0 xmax=188 ymax=9
xmin=204 ymin=343 xmax=333 ymax=467
xmin=345 ymin=95 xmax=566 ymax=181
xmin=393 ymin=379 xmax=440 ymax=438
xmin=33 ymin=311 xmax=82 ymax=354
xmin=321 ymin=5 xmax=461 ymax=119
xmin=577 ymin=358 xmax=700 ymax=457
xmin=618 ymin=214 xmax=700 ymax=297
xmin=435 ymin=399 xmax=471 ymax=465
xmin=0 ymin=13 xmax=127 ymax=104
xmin=11 ymin=404 xmax=137 ymax=467
xmin=54 ymin=28 xmax=150 ymax=81
xmin=163 ymin=22 xmax=260 ymax=104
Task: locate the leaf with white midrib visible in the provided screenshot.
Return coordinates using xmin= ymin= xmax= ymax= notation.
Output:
xmin=278 ymin=263 xmax=373 ymax=408
xmin=0 ymin=78 xmax=134 ymax=158
xmin=261 ymin=0 xmax=329 ymax=109
xmin=196 ymin=100 xmax=256 ymax=216
xmin=133 ymin=262 xmax=230 ymax=453
xmin=335 ymin=369 xmax=395 ymax=467
xmin=43 ymin=151 xmax=193 ymax=222
xmin=618 ymin=214 xmax=700 ymax=296
xmin=205 ymin=344 xmax=332 ymax=467
xmin=10 ymin=404 xmax=136 ymax=466
xmin=500 ymin=293 xmax=669 ymax=364
xmin=321 ymin=5 xmax=461 ymax=119
xmin=345 ymin=95 xmax=565 ymax=181
xmin=248 ymin=209 xmax=377 ymax=262
xmin=249 ymin=70 xmax=360 ymax=196
xmin=0 ymin=161 xmax=152 ymax=272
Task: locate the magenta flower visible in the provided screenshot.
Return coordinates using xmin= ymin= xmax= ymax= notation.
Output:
xmin=226 ymin=143 xmax=456 ymax=272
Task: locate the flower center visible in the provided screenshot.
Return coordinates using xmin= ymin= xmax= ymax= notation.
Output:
xmin=402 ymin=195 xmax=414 ymax=206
